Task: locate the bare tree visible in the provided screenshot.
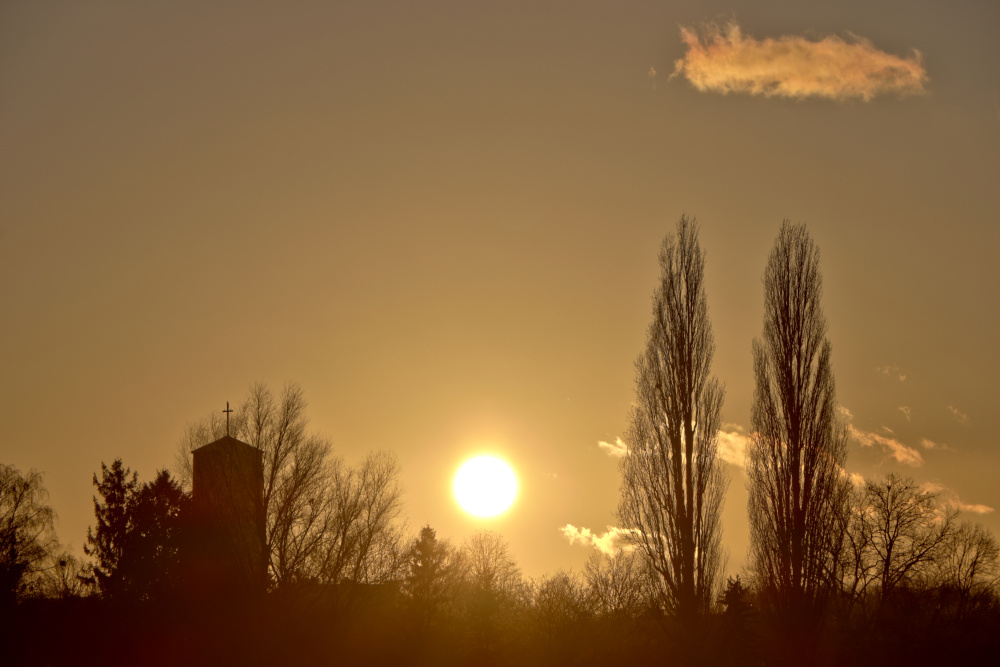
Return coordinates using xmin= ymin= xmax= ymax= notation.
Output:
xmin=307 ymin=450 xmax=407 ymax=587
xmin=0 ymin=464 xmax=58 ymax=605
xmin=936 ymin=522 xmax=999 ymax=597
xmin=845 ymin=474 xmax=957 ymax=606
xmin=34 ymin=552 xmax=94 ymax=599
xmin=746 ymin=222 xmax=849 ymax=622
xmin=461 ymin=530 xmax=524 ymax=600
xmin=531 ymin=570 xmax=593 ymax=660
xmin=459 ymin=530 xmax=528 ymax=652
xmin=582 ymin=548 xmax=652 ymax=619
xmin=617 ymin=216 xmax=727 ymax=618
xmin=176 ymin=383 xmax=404 ymax=590
xmin=933 ymin=521 xmax=999 ymax=618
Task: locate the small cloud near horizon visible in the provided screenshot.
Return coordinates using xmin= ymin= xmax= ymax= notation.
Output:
xmin=876 ymin=365 xmax=907 ymax=382
xmin=672 ymin=22 xmax=928 ymax=102
xmin=560 ymin=525 xmax=637 ymax=555
xmin=899 ymin=406 xmax=912 ymax=421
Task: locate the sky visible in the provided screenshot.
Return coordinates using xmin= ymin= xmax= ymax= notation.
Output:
xmin=2 ymin=0 xmax=999 ymax=580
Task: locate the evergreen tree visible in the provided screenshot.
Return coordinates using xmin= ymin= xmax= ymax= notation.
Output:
xmin=129 ymin=470 xmax=191 ymax=601
xmin=85 ymin=459 xmax=139 ymax=600
xmin=404 ymin=525 xmax=455 ymax=627
xmin=85 ymin=461 xmax=189 ymax=602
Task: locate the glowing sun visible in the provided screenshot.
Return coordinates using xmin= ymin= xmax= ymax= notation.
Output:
xmin=453 ymin=455 xmax=518 ymax=517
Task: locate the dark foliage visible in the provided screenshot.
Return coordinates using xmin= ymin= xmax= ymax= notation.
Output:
xmin=84 ymin=460 xmax=190 ymax=602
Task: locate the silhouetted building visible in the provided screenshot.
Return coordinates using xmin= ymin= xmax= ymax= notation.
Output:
xmin=190 ymin=435 xmax=267 ymax=597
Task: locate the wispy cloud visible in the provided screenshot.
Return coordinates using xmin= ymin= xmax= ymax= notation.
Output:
xmin=947 ymin=405 xmax=970 ymax=425
xmin=952 ymin=499 xmax=995 ymax=515
xmin=921 ymin=482 xmax=994 ymax=515
xmin=598 ymin=437 xmax=629 ymax=458
xmin=848 ymin=423 xmax=923 ymax=466
xmin=920 ymin=437 xmax=954 ymax=452
xmin=672 ymin=22 xmax=928 ymax=101
xmin=838 ymin=405 xmax=854 ymax=421
xmin=899 ymin=406 xmax=912 ymax=421
xmin=560 ymin=525 xmax=637 ymax=555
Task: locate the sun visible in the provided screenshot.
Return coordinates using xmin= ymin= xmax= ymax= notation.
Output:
xmin=453 ymin=455 xmax=518 ymax=517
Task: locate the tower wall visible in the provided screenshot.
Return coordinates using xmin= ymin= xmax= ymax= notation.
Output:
xmin=191 ymin=436 xmax=266 ymax=597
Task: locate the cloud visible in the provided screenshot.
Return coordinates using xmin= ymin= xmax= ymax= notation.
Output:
xmin=899 ymin=406 xmax=912 ymax=421
xmin=598 ymin=437 xmax=629 ymax=458
xmin=837 ymin=467 xmax=866 ymax=487
xmin=947 ymin=405 xmax=970 ymax=425
xmin=838 ymin=405 xmax=854 ymax=421
xmin=672 ymin=22 xmax=928 ymax=101
xmin=717 ymin=425 xmax=749 ymax=467
xmin=921 ymin=482 xmax=994 ymax=515
xmin=848 ymin=423 xmax=924 ymax=466
xmin=560 ymin=525 xmax=638 ymax=555
xmin=953 ymin=500 xmax=995 ymax=515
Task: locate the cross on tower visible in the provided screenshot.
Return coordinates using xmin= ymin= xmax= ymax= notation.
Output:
xmin=223 ymin=401 xmax=234 ymax=436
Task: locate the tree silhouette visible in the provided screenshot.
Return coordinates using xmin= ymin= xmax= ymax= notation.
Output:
xmin=84 ymin=459 xmax=140 ymax=600
xmin=404 ymin=525 xmax=459 ymax=628
xmin=582 ymin=548 xmax=651 ymax=619
xmin=618 ymin=216 xmax=727 ymax=619
xmin=85 ymin=461 xmax=189 ymax=602
xmin=128 ymin=470 xmax=190 ymax=601
xmin=933 ymin=521 xmax=1000 ymax=621
xmin=460 ymin=530 xmax=527 ymax=657
xmin=746 ymin=222 xmax=849 ymax=628
xmin=462 ymin=530 xmax=523 ymax=600
xmin=845 ymin=473 xmax=957 ymax=608
xmin=531 ymin=570 xmax=592 ymax=663
xmin=0 ymin=464 xmax=58 ymax=605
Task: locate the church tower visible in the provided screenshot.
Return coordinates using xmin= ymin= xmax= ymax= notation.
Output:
xmin=191 ymin=434 xmax=267 ymax=597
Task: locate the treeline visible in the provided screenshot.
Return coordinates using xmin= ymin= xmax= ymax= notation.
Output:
xmin=3 ymin=220 xmax=999 ymax=666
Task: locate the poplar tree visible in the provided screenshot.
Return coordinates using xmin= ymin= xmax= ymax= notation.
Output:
xmin=618 ymin=216 xmax=727 ymax=618
xmin=746 ymin=222 xmax=849 ymax=625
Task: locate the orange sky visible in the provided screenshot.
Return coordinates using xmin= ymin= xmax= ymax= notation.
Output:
xmin=2 ymin=0 xmax=998 ymax=579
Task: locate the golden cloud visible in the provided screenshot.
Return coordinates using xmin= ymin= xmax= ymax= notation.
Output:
xmin=848 ymin=423 xmax=924 ymax=466
xmin=673 ymin=22 xmax=928 ymax=101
